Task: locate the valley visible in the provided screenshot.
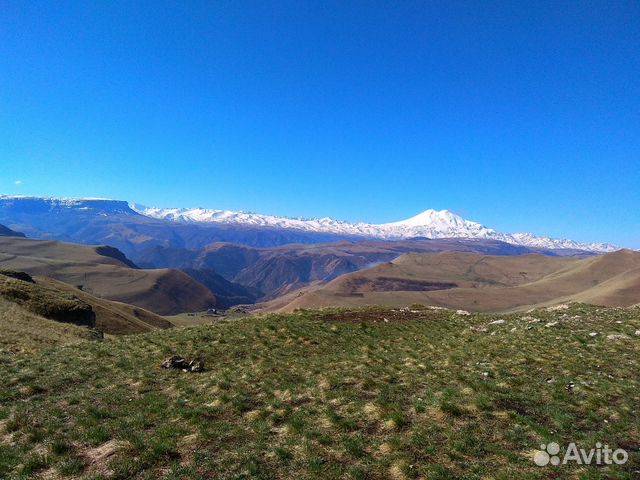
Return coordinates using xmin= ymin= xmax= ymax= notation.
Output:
xmin=0 ymin=236 xmax=215 ymax=316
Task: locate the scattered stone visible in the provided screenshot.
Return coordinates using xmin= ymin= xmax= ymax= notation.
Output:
xmin=545 ymin=321 xmax=559 ymax=328
xmin=547 ymin=304 xmax=570 ymax=312
xmin=606 ymin=334 xmax=631 ymax=341
xmin=227 ymin=305 xmax=251 ymax=315
xmin=635 ymin=330 xmax=640 ymax=337
xmin=565 ymin=382 xmax=575 ymax=393
xmin=589 ymin=332 xmax=598 ymax=337
xmin=456 ymin=309 xmax=470 ymax=316
xmin=470 ymin=326 xmax=488 ymax=333
xmin=162 ymin=355 xmax=187 ymax=369
xmin=488 ymin=319 xmax=505 ymax=325
xmin=188 ymin=359 xmax=205 ymax=372
xmin=162 ymin=356 xmax=205 ymax=372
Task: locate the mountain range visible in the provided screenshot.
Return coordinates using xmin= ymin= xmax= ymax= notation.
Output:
xmin=0 ymin=195 xmax=631 ymax=312
xmin=135 ymin=203 xmax=618 ymax=252
xmin=0 ymin=195 xmax=618 ymax=253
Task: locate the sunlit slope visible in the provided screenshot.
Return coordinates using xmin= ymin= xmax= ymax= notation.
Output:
xmin=0 ymin=296 xmax=100 ymax=356
xmin=279 ymin=250 xmax=640 ymax=312
xmin=0 ymin=272 xmax=173 ymax=335
xmin=0 ymin=237 xmax=215 ymax=315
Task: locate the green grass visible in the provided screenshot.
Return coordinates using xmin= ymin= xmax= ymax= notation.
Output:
xmin=0 ymin=297 xmax=101 ymax=356
xmin=0 ymin=274 xmax=95 ymax=327
xmin=0 ymin=304 xmax=639 ymax=479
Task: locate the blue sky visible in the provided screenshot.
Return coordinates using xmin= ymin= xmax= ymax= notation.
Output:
xmin=1 ymin=1 xmax=639 ymax=247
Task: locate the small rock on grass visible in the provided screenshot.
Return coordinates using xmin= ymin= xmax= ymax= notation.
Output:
xmin=162 ymin=356 xmax=205 ymax=372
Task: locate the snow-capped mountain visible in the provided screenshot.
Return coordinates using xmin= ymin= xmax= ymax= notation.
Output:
xmin=132 ymin=204 xmax=618 ymax=253
xmin=0 ymin=195 xmax=618 ymax=253
xmin=0 ymin=195 xmax=135 ymax=215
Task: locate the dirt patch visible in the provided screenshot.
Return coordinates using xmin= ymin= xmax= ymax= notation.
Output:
xmin=81 ymin=439 xmax=131 ymax=476
xmin=340 ymin=276 xmax=457 ymax=294
xmin=35 ymin=468 xmax=63 ymax=480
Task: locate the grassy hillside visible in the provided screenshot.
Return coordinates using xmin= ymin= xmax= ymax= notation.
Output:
xmin=39 ymin=278 xmax=175 ymax=335
xmin=278 ymin=250 xmax=640 ymax=313
xmin=0 ymin=297 xmax=100 ymax=356
xmin=0 ymin=304 xmax=638 ymax=479
xmin=0 ymin=272 xmax=173 ymax=335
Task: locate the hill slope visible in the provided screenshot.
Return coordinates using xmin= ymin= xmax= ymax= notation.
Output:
xmin=0 ymin=305 xmax=637 ymax=479
xmin=0 ymin=224 xmax=25 ymax=238
xmin=0 ymin=237 xmax=216 ymax=315
xmin=0 ymin=296 xmax=101 ymax=356
xmin=277 ymin=250 xmax=640 ymax=312
xmin=138 ymin=238 xmax=577 ymax=302
xmin=0 ymin=272 xmax=174 ymax=335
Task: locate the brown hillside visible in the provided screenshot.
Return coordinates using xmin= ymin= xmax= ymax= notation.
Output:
xmin=40 ymin=277 xmax=175 ymax=334
xmin=0 ymin=296 xmax=100 ymax=355
xmin=0 ymin=237 xmax=216 ymax=315
xmin=137 ymin=237 xmax=578 ymax=302
xmin=0 ymin=272 xmax=173 ymax=335
xmin=275 ymin=250 xmax=640 ymax=312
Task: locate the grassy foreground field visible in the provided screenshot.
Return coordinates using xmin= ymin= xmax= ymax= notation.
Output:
xmin=0 ymin=304 xmax=639 ymax=479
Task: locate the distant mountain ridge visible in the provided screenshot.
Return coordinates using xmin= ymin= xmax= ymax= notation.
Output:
xmin=134 ymin=203 xmax=617 ymax=253
xmin=0 ymin=195 xmax=617 ymax=253
xmin=0 ymin=223 xmax=26 ymax=238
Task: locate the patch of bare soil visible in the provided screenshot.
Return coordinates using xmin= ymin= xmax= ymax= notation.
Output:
xmin=80 ymin=439 xmax=131 ymax=476
xmin=340 ymin=276 xmax=456 ymax=295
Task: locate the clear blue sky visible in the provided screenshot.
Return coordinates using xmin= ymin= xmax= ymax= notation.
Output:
xmin=1 ymin=1 xmax=639 ymax=247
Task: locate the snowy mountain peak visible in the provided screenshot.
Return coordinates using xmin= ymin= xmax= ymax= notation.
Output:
xmin=0 ymin=196 xmax=618 ymax=253
xmin=387 ymin=209 xmax=487 ymax=230
xmin=133 ymin=203 xmax=618 ymax=253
